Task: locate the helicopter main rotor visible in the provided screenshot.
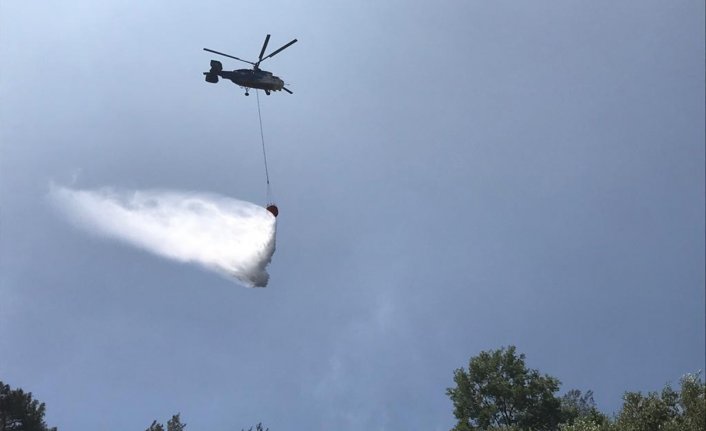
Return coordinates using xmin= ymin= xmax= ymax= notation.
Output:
xmin=204 ymin=34 xmax=297 ymax=70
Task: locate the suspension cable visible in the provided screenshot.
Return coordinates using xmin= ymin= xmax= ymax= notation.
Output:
xmin=255 ymin=90 xmax=273 ymax=203
xmin=256 ymin=89 xmax=271 ymax=187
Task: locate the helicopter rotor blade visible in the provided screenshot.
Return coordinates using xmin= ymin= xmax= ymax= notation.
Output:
xmin=258 ymin=34 xmax=271 ymax=62
xmin=282 ymin=87 xmax=293 ymax=94
xmin=203 ymin=48 xmax=255 ymax=65
xmin=260 ymin=39 xmax=297 ymax=62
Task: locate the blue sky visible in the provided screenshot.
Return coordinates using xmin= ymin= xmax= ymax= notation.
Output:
xmin=1 ymin=1 xmax=704 ymax=430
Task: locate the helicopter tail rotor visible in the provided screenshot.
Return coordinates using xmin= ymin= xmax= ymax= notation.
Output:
xmin=209 ymin=60 xmax=223 ymax=73
xmin=204 ymin=60 xmax=222 ymax=83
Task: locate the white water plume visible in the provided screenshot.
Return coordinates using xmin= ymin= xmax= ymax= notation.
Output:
xmin=50 ymin=185 xmax=276 ymax=287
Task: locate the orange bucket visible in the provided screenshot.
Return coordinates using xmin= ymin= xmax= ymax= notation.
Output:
xmin=266 ymin=204 xmax=279 ymax=217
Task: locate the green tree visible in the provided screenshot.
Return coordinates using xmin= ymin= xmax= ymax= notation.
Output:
xmin=558 ymin=417 xmax=607 ymax=431
xmin=559 ymin=390 xmax=607 ymax=426
xmin=145 ymin=420 xmax=164 ymax=431
xmin=613 ymin=372 xmax=705 ymax=431
xmin=0 ymin=381 xmax=57 ymax=431
xmin=446 ymin=346 xmax=562 ymax=431
xmin=677 ymin=372 xmax=706 ymax=431
xmin=145 ymin=413 xmax=185 ymax=431
xmin=614 ymin=386 xmax=679 ymax=431
xmin=167 ymin=414 xmax=186 ymax=431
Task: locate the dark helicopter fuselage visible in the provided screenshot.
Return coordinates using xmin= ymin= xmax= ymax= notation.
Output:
xmin=203 ymin=36 xmax=296 ymax=95
xmin=204 ymin=60 xmax=285 ymax=95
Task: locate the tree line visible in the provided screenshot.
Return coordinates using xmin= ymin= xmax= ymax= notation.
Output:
xmin=2 ymin=345 xmax=704 ymax=430
xmin=447 ymin=346 xmax=704 ymax=431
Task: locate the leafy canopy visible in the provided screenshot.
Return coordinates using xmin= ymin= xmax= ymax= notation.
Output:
xmin=0 ymin=380 xmax=57 ymax=431
xmin=447 ymin=346 xmax=562 ymax=431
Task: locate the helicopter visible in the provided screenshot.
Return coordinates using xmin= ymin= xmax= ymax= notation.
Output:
xmin=203 ymin=34 xmax=297 ymax=96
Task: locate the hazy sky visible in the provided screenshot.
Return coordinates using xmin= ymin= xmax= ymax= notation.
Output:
xmin=1 ymin=1 xmax=704 ymax=430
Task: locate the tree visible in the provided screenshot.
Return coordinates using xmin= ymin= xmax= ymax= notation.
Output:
xmin=559 ymin=390 xmax=607 ymax=426
xmin=677 ymin=372 xmax=706 ymax=431
xmin=614 ymin=386 xmax=679 ymax=431
xmin=613 ymin=372 xmax=705 ymax=431
xmin=558 ymin=417 xmax=607 ymax=431
xmin=242 ymin=423 xmax=268 ymax=431
xmin=167 ymin=414 xmax=186 ymax=431
xmin=0 ymin=381 xmax=57 ymax=431
xmin=145 ymin=420 xmax=164 ymax=431
xmin=145 ymin=414 xmax=185 ymax=431
xmin=446 ymin=346 xmax=562 ymax=431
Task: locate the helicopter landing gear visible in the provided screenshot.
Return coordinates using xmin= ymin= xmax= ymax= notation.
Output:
xmin=265 ymin=89 xmax=271 ymax=96
xmin=245 ymin=91 xmax=249 ymax=96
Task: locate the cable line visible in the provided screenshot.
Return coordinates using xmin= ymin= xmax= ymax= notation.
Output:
xmin=256 ymin=91 xmax=277 ymax=217
xmin=256 ymin=90 xmax=270 ymax=185
xmin=255 ymin=90 xmax=279 ymax=208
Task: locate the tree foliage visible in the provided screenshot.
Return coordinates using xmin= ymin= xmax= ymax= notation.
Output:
xmin=242 ymin=423 xmax=268 ymax=431
xmin=559 ymin=416 xmax=607 ymax=431
xmin=446 ymin=348 xmax=705 ymax=431
xmin=446 ymin=346 xmax=562 ymax=431
xmin=145 ymin=420 xmax=164 ymax=431
xmin=613 ymin=372 xmax=705 ymax=431
xmin=167 ymin=414 xmax=186 ymax=431
xmin=559 ymin=389 xmax=607 ymax=426
xmin=678 ymin=372 xmax=706 ymax=430
xmin=146 ymin=414 xmax=186 ymax=431
xmin=0 ymin=381 xmax=56 ymax=431
xmin=4 ymin=362 xmax=704 ymax=431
